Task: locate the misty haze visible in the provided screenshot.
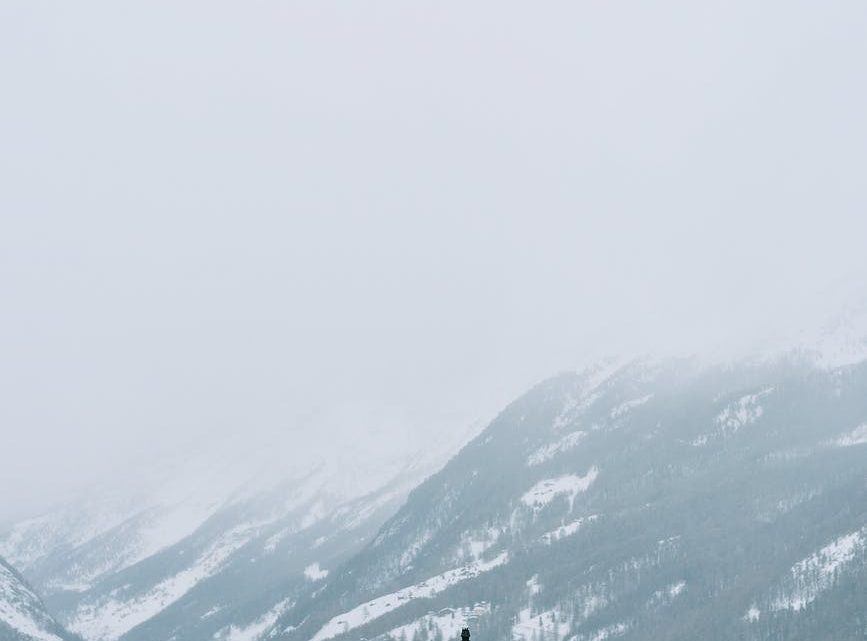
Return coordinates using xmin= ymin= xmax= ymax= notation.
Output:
xmin=2 ymin=2 xmax=867 ymax=641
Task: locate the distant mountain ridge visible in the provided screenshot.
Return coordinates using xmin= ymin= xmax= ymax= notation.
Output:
xmin=266 ymin=355 xmax=867 ymax=641
xmin=3 ymin=337 xmax=867 ymax=641
xmin=0 ymin=435 xmax=470 ymax=641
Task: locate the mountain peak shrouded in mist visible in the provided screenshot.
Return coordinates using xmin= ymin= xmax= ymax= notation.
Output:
xmin=4 ymin=0 xmax=867 ymax=523
xmin=0 ymin=420 xmax=478 ymax=641
xmin=3 ymin=2 xmax=867 ymax=640
xmin=792 ymin=300 xmax=867 ymax=369
xmin=269 ymin=354 xmax=867 ymax=641
xmin=3 ymin=347 xmax=866 ymax=641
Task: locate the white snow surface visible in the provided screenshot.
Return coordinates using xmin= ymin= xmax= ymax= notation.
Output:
xmin=331 ymin=486 xmax=408 ymax=531
xmin=53 ymin=500 xmax=227 ymax=593
xmin=0 ymin=498 xmax=166 ymax=580
xmin=458 ymin=527 xmax=502 ymax=562
xmin=692 ymin=388 xmax=773 ymax=446
xmin=386 ymin=603 xmax=490 ymax=641
xmin=212 ymin=598 xmax=292 ymax=641
xmin=831 ymin=423 xmax=867 ymax=447
xmin=610 ymin=394 xmax=653 ymax=419
xmin=310 ymin=553 xmax=509 ymax=641
xmin=66 ymin=522 xmax=267 ymax=641
xmin=539 ymin=516 xmax=598 ymax=544
xmin=0 ymin=561 xmax=64 ymax=641
xmin=512 ymin=603 xmax=570 ymax=641
xmin=771 ymin=529 xmax=866 ymax=612
xmin=2 ymin=422 xmax=475 ymax=641
xmin=512 ymin=576 xmax=570 ymax=641
xmin=527 ymin=432 xmax=587 ymax=466
xmin=715 ymin=388 xmax=773 ymax=434
xmin=645 ymin=581 xmax=686 ymax=610
xmin=304 ymin=563 xmax=329 ymax=581
xmin=521 ymin=469 xmax=598 ymax=511
xmin=581 ymin=622 xmax=629 ymax=641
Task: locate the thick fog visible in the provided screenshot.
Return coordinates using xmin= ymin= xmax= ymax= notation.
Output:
xmin=2 ymin=0 xmax=866 ymax=522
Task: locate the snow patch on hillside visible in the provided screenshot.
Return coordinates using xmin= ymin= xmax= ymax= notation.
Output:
xmin=579 ymin=622 xmax=629 ymax=641
xmin=761 ymin=447 xmax=814 ymax=464
xmin=693 ymin=388 xmax=773 ymax=446
xmin=310 ymin=553 xmax=509 ymax=641
xmin=771 ymin=529 xmax=866 ymax=612
xmin=386 ymin=604 xmax=490 ymax=641
xmin=213 ymin=598 xmax=292 ymax=641
xmin=263 ymin=528 xmax=291 ymax=554
xmin=610 ymin=394 xmax=653 ymax=419
xmin=830 ymin=423 xmax=867 ymax=447
xmin=512 ymin=576 xmax=570 ymax=641
xmin=332 ymin=486 xmax=407 ymax=531
xmin=771 ymin=488 xmax=822 ymax=517
xmin=396 ymin=529 xmax=434 ymax=570
xmin=0 ymin=561 xmax=65 ymax=641
xmin=540 ymin=516 xmax=597 ymax=545
xmin=304 ymin=563 xmax=328 ymax=581
xmin=521 ymin=469 xmax=598 ymax=512
xmin=53 ymin=500 xmax=226 ymax=593
xmin=67 ymin=523 xmax=265 ymax=641
xmin=644 ymin=580 xmax=686 ymax=611
xmin=716 ymin=388 xmax=773 ymax=434
xmin=0 ymin=503 xmax=143 ymax=573
xmin=512 ymin=604 xmax=570 ymax=641
xmin=528 ymin=432 xmax=587 ymax=466
xmin=458 ymin=528 xmax=501 ymax=562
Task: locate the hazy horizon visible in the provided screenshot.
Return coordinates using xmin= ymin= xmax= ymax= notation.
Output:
xmin=3 ymin=0 xmax=867 ymax=522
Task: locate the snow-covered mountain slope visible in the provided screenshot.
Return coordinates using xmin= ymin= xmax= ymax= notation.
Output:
xmin=260 ymin=355 xmax=867 ymax=641
xmin=0 ymin=431 xmax=471 ymax=641
xmin=0 ymin=557 xmax=78 ymax=641
xmin=6 ymin=316 xmax=867 ymax=641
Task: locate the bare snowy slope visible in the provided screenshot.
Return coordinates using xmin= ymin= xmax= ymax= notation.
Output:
xmin=263 ymin=355 xmax=867 ymax=641
xmin=0 ymin=429 xmax=472 ymax=641
xmin=6 ymin=311 xmax=867 ymax=641
xmin=0 ymin=557 xmax=77 ymax=641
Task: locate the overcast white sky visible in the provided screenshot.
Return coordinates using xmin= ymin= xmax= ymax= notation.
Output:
xmin=2 ymin=0 xmax=866 ymax=521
